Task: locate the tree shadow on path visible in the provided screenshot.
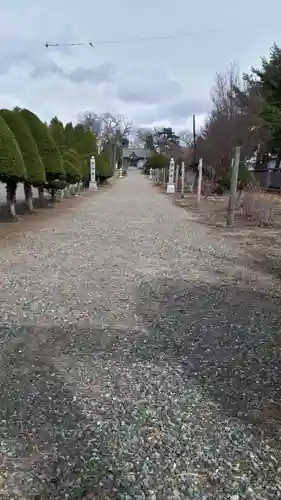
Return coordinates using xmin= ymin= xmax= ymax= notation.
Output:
xmin=0 ymin=323 xmax=134 ymax=499
xmin=134 ymin=276 xmax=281 ymax=439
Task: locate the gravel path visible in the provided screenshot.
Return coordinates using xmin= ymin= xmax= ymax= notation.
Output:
xmin=0 ymin=170 xmax=281 ymax=499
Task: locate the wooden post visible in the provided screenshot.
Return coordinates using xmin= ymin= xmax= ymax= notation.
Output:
xmin=227 ymin=146 xmax=241 ymax=227
xmin=181 ymin=162 xmax=185 ymax=198
xmin=196 ymin=158 xmax=203 ymax=207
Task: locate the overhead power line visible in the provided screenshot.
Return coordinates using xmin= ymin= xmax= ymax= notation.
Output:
xmin=44 ymin=26 xmax=232 ymax=50
xmin=45 ymin=42 xmax=94 ymax=48
xmin=45 ymin=41 xmax=94 ymax=48
xmin=93 ymin=28 xmax=221 ymax=46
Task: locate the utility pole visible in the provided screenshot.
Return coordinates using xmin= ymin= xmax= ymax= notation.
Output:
xmin=226 ymin=146 xmax=241 ymax=227
xmin=192 ymin=114 xmax=196 ymax=165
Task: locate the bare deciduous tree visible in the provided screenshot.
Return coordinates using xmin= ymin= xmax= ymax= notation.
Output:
xmin=78 ymin=112 xmax=132 ymax=143
xmin=178 ymin=130 xmax=193 ymax=147
xmin=198 ymin=61 xmax=267 ymax=172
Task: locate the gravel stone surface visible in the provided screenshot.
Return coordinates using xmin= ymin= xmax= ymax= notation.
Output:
xmin=0 ymin=169 xmax=281 ymax=499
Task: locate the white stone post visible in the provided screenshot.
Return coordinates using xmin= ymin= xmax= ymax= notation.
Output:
xmin=119 ymin=167 xmax=123 ymax=178
xmin=175 ymin=164 xmax=179 ymax=192
xmin=196 ymin=158 xmax=203 ymax=207
xmin=149 ymin=168 xmax=153 ymax=179
xmin=89 ymin=155 xmax=97 ymax=190
xmin=166 ymin=157 xmax=175 ymax=193
xmin=181 ymin=162 xmax=185 ymax=198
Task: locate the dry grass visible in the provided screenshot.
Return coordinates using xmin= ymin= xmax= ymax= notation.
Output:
xmin=155 ymin=183 xmax=281 ymax=284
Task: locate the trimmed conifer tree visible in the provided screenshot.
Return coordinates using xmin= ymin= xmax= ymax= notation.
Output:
xmin=0 ymin=115 xmax=27 ymax=216
xmin=18 ymin=108 xmax=65 ymax=203
xmin=0 ymin=109 xmax=46 ymax=211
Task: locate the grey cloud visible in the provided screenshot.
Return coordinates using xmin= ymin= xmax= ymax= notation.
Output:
xmin=115 ymin=75 xmax=183 ymax=105
xmin=31 ymin=62 xmax=115 ymax=85
xmin=133 ymin=97 xmax=211 ymax=126
xmin=157 ymin=98 xmax=211 ymax=121
xmin=0 ymin=37 xmax=115 ymax=85
xmin=66 ymin=63 xmax=115 ymax=84
xmin=0 ymin=38 xmax=73 ymax=76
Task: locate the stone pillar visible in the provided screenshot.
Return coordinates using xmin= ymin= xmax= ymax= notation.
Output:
xmin=149 ymin=168 xmax=153 ymax=179
xmin=166 ymin=157 xmax=175 ymax=194
xmin=181 ymin=162 xmax=185 ymax=198
xmin=119 ymin=167 xmax=123 ymax=178
xmin=89 ymin=156 xmax=98 ymax=190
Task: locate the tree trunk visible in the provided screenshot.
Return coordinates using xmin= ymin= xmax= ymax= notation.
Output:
xmin=51 ymin=188 xmax=56 ymax=202
xmin=6 ymin=181 xmax=17 ymax=217
xmin=38 ymin=186 xmax=44 ymax=206
xmin=24 ymin=182 xmax=33 ymax=211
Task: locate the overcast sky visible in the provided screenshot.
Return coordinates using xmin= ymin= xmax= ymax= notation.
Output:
xmin=1 ymin=0 xmax=280 ymax=132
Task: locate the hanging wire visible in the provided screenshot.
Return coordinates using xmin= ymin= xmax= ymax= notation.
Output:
xmin=44 ymin=26 xmax=233 ymax=50
xmin=45 ymin=41 xmax=94 ymax=48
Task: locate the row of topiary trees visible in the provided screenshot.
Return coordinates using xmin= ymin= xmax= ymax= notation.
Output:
xmin=0 ymin=108 xmax=113 ymax=216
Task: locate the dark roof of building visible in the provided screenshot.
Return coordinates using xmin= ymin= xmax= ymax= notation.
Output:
xmin=122 ymin=148 xmax=150 ymax=158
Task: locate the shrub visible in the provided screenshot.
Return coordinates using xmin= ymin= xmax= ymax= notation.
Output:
xmin=19 ymin=109 xmax=65 ymax=181
xmin=96 ymin=153 xmax=112 ymax=182
xmin=146 ymin=152 xmax=169 ymax=170
xmin=217 ymin=163 xmax=254 ymax=192
xmin=0 ymin=109 xmax=46 ymax=186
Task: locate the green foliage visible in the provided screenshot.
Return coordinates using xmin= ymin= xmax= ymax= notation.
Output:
xmin=146 ymin=152 xmax=169 ymax=169
xmin=96 ymin=152 xmax=112 ymax=179
xmin=64 ymin=122 xmax=75 ymax=149
xmin=144 ymin=133 xmax=155 ymax=151
xmin=218 ymin=163 xmax=254 ymax=191
xmin=0 ymin=115 xmax=27 ymax=183
xmin=49 ymin=116 xmax=66 ymax=153
xmin=63 ymin=160 xmax=81 ymax=184
xmin=0 ymin=109 xmax=46 ymax=186
xmin=73 ymin=124 xmax=97 ymax=158
xmin=63 ymin=149 xmax=83 ymax=181
xmin=156 ymin=127 xmax=180 ymax=145
xmin=19 ymin=109 xmax=65 ymax=181
xmin=252 ymin=44 xmax=281 ymax=154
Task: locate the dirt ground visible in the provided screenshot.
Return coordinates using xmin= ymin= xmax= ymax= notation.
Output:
xmin=153 ymin=182 xmax=281 ymax=283
xmin=0 ymin=183 xmax=114 ymax=245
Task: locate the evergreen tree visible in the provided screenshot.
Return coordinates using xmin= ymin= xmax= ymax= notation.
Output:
xmin=0 ymin=109 xmax=46 ymax=186
xmin=49 ymin=116 xmax=66 ymax=153
xmin=19 ymin=109 xmax=65 ymax=181
xmin=0 ymin=115 xmax=27 ymax=215
xmin=253 ymin=43 xmax=281 ymax=164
